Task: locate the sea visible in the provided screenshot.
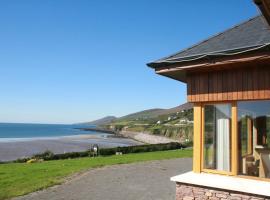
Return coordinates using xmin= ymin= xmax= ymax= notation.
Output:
xmin=0 ymin=123 xmax=142 ymax=161
xmin=0 ymin=123 xmax=97 ymax=142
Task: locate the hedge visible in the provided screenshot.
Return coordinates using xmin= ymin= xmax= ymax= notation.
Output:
xmin=14 ymin=142 xmax=186 ymax=163
xmin=99 ymin=142 xmax=184 ymax=156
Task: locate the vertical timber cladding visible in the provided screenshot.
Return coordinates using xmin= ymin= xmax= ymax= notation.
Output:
xmin=186 ymin=66 xmax=270 ymax=102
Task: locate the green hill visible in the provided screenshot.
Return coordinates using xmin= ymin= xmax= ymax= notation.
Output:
xmin=103 ymin=103 xmax=194 ymax=143
xmin=78 ymin=116 xmax=117 ymax=126
xmin=119 ymin=103 xmax=193 ymax=121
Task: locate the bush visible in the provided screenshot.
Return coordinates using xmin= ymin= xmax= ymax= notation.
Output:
xmin=33 ymin=150 xmax=54 ymax=160
xmin=99 ymin=142 xmax=184 ymax=156
xmin=51 ymin=151 xmax=90 ymax=160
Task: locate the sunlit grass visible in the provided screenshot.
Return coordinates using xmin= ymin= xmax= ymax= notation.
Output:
xmin=0 ymin=149 xmax=192 ymax=200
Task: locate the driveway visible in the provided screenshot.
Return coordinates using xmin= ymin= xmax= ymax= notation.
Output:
xmin=15 ymin=158 xmax=192 ymax=200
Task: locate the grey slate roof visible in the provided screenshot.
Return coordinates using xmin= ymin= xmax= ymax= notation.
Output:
xmin=147 ymin=15 xmax=270 ymax=69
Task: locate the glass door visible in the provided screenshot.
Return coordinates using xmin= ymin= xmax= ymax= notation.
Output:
xmin=203 ymin=104 xmax=232 ymax=172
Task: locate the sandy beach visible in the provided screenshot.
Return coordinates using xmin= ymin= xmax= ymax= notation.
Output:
xmin=0 ymin=134 xmax=142 ymax=162
xmin=0 ymin=129 xmax=180 ymax=162
xmin=120 ymin=131 xmax=179 ymax=144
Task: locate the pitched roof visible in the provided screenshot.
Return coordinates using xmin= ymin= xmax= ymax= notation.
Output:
xmin=147 ymin=15 xmax=270 ymax=69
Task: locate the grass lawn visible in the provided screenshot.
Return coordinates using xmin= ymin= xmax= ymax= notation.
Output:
xmin=0 ymin=149 xmax=192 ymax=200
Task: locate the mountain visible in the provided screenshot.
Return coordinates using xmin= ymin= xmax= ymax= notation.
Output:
xmin=119 ymin=103 xmax=193 ymax=121
xmin=109 ymin=102 xmax=194 ymax=142
xmin=79 ymin=116 xmax=117 ymax=126
xmin=78 ymin=102 xmax=193 ymax=126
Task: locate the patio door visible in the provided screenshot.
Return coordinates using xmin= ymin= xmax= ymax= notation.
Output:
xmin=203 ymin=104 xmax=231 ymax=172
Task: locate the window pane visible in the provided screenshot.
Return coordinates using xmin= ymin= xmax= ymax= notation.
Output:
xmin=238 ymin=100 xmax=270 ymax=179
xmin=204 ymin=104 xmax=231 ymax=171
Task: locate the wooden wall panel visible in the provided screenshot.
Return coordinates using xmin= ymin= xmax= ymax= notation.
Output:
xmin=253 ymin=68 xmax=259 ymax=99
xmin=217 ymin=72 xmax=223 ymax=101
xmin=247 ymin=70 xmax=253 ymax=100
xmin=187 ymin=76 xmax=192 ymax=102
xmin=232 ymin=71 xmax=238 ymax=100
xmin=208 ymin=72 xmax=214 ymax=101
xmin=237 ymin=71 xmax=243 ymax=100
xmin=187 ymin=66 xmax=270 ymax=102
xmin=242 ymin=70 xmax=248 ymax=100
xmin=213 ymin=72 xmax=218 ymax=101
xmin=259 ymin=69 xmax=265 ymax=99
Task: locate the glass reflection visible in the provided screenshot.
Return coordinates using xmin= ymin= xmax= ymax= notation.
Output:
xmin=238 ymin=100 xmax=270 ymax=178
xmin=204 ymin=104 xmax=231 ymax=171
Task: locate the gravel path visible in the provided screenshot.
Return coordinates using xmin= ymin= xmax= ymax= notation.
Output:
xmin=14 ymin=158 xmax=192 ymax=200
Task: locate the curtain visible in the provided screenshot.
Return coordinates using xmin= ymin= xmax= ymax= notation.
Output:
xmin=216 ymin=105 xmax=230 ymax=171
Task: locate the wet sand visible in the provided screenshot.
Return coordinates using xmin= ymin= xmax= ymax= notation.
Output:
xmin=0 ymin=134 xmax=142 ymax=162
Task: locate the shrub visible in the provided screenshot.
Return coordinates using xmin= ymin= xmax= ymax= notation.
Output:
xmin=33 ymin=150 xmax=54 ymax=160
xmin=99 ymin=142 xmax=184 ymax=156
xmin=11 ymin=142 xmax=185 ymax=163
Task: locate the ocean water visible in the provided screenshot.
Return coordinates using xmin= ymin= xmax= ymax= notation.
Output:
xmin=0 ymin=123 xmax=97 ymax=141
xmin=0 ymin=123 xmax=142 ymax=161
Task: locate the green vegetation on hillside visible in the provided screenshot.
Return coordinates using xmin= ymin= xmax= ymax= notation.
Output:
xmin=0 ymin=149 xmax=192 ymax=200
xmin=105 ymin=106 xmax=194 ymax=143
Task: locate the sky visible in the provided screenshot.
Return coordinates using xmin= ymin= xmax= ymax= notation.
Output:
xmin=0 ymin=0 xmax=259 ymax=124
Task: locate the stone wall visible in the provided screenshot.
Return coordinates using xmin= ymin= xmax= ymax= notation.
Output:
xmin=176 ymin=183 xmax=269 ymax=200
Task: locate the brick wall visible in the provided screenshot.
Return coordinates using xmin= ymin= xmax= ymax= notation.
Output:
xmin=176 ymin=183 xmax=269 ymax=200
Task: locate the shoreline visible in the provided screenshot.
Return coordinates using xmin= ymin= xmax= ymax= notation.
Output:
xmin=0 ymin=134 xmax=143 ymax=162
xmin=0 ymin=133 xmax=110 ymax=143
xmin=77 ymin=127 xmax=116 ymax=134
xmin=0 ymin=129 xmax=180 ymax=162
xmin=119 ymin=131 xmax=179 ymax=144
xmin=0 ymin=126 xmax=118 ymax=143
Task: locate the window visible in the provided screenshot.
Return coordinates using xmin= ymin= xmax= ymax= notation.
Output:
xmin=203 ymin=104 xmax=231 ymax=172
xmin=238 ymin=100 xmax=270 ymax=179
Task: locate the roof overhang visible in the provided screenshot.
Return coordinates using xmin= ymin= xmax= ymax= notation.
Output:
xmin=254 ymin=0 xmax=270 ymax=25
xmin=155 ymin=52 xmax=270 ymax=83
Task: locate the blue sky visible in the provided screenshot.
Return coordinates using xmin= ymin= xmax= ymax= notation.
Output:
xmin=0 ymin=0 xmax=259 ymax=124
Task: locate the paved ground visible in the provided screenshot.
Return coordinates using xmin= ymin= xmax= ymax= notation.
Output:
xmin=15 ymin=158 xmax=192 ymax=200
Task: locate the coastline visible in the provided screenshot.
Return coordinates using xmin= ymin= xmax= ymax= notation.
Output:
xmin=0 ymin=128 xmax=180 ymax=162
xmin=0 ymin=133 xmax=109 ymax=143
xmin=119 ymin=131 xmax=179 ymax=144
xmin=0 ymin=134 xmax=142 ymax=162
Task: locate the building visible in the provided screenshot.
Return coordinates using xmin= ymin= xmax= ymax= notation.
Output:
xmin=147 ymin=1 xmax=270 ymax=199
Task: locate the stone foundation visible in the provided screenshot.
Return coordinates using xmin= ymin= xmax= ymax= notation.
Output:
xmin=176 ymin=183 xmax=270 ymax=200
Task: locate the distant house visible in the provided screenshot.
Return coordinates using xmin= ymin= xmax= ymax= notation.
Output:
xmin=148 ymin=1 xmax=270 ymax=199
xmin=179 ymin=119 xmax=187 ymax=124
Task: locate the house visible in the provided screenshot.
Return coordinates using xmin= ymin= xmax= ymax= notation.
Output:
xmin=147 ymin=1 xmax=270 ymax=199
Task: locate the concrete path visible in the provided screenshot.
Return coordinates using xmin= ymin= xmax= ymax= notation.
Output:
xmin=15 ymin=158 xmax=192 ymax=200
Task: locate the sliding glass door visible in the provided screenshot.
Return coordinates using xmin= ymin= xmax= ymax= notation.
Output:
xmin=203 ymin=104 xmax=231 ymax=172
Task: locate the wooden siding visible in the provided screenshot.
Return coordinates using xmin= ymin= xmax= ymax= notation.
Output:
xmin=187 ymin=66 xmax=270 ymax=102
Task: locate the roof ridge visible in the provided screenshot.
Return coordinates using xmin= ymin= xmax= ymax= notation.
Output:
xmin=149 ymin=14 xmax=262 ymax=64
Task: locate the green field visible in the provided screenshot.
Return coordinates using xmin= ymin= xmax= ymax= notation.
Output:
xmin=0 ymin=149 xmax=192 ymax=200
